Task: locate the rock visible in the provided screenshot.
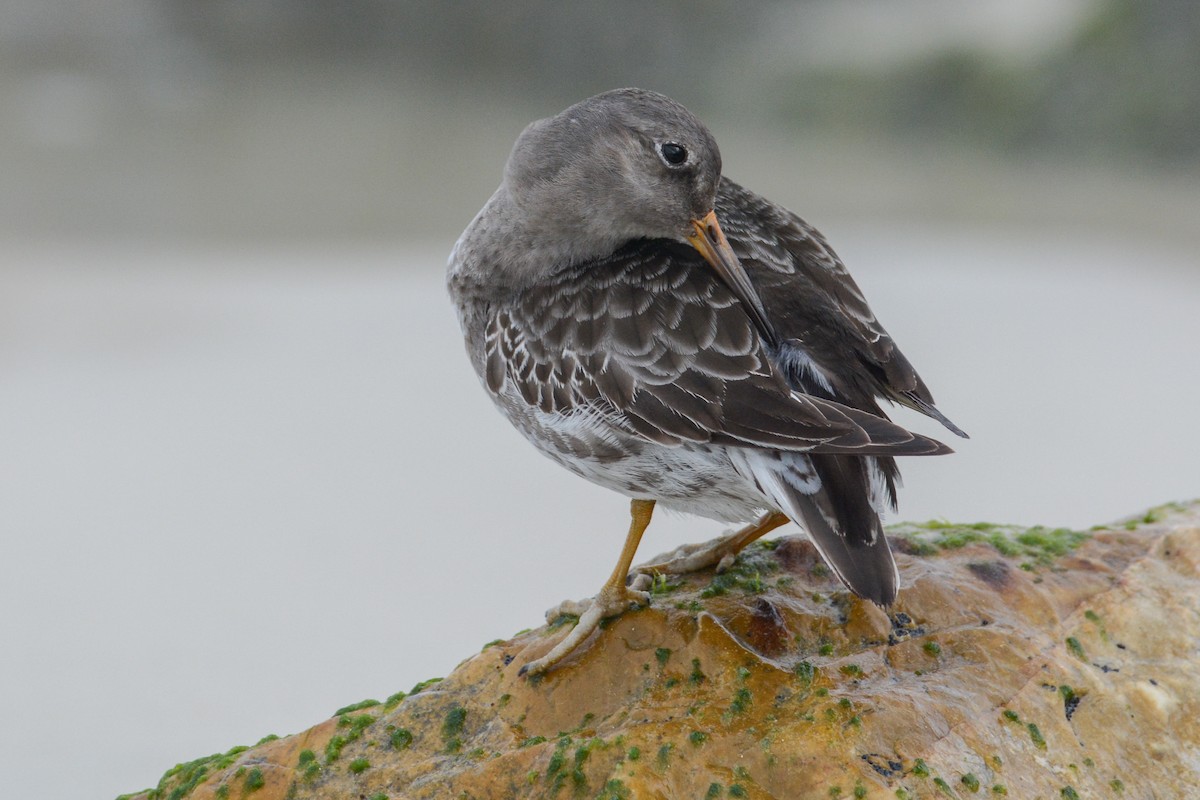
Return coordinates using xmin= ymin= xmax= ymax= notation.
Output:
xmin=124 ymin=502 xmax=1200 ymax=800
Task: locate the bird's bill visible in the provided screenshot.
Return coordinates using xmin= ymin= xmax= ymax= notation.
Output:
xmin=687 ymin=210 xmax=778 ymax=347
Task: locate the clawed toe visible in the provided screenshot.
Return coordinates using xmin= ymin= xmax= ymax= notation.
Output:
xmin=545 ymin=598 xmax=592 ymax=623
xmin=637 ymin=539 xmax=732 ymax=576
xmin=627 ymin=572 xmax=653 ymax=592
xmin=521 ymin=585 xmax=649 ymax=677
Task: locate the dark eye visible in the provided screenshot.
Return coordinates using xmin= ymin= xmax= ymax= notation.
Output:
xmin=660 ymin=142 xmax=688 ymax=166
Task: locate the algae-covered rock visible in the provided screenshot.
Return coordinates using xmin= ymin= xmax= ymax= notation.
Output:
xmin=125 ymin=502 xmax=1200 ymax=799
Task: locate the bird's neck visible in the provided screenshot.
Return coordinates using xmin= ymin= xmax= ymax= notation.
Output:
xmin=449 ymin=186 xmax=627 ymax=294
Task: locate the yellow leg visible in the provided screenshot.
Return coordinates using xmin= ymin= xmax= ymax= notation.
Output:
xmin=639 ymin=510 xmax=790 ymax=575
xmin=520 ymin=499 xmax=656 ymax=677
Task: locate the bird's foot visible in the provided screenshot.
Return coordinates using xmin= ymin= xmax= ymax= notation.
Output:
xmin=543 ymin=573 xmax=653 ymax=624
xmin=521 ymin=578 xmax=652 ymax=677
xmin=637 ymin=536 xmax=740 ymax=577
xmin=636 ymin=512 xmax=791 ymax=579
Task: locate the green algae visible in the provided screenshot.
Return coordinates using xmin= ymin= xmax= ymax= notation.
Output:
xmin=543 ymin=737 xmax=574 ymax=794
xmin=571 ymin=741 xmax=596 ymax=790
xmin=1122 ymin=501 xmax=1193 ymax=530
xmin=297 ymin=749 xmax=321 ymax=782
xmin=700 ymin=547 xmax=778 ymax=597
xmin=923 ymin=641 xmax=942 ymax=657
xmin=242 ymin=768 xmax=264 ymax=792
xmin=347 ymin=757 xmax=370 ymax=774
xmin=650 ymin=573 xmax=683 ymax=595
xmin=333 ymin=699 xmax=380 ymax=716
xmin=408 ymin=677 xmax=443 ymax=695
xmin=889 ymin=520 xmax=1091 ymax=567
xmin=389 ymin=728 xmax=413 ymax=750
xmin=596 ymin=779 xmax=631 ymax=799
xmin=729 ymin=686 xmax=752 ymax=715
xmin=144 ymin=736 xmax=281 ymax=800
xmin=322 ymin=711 xmax=379 ymax=764
xmin=442 ymin=705 xmax=467 ymax=753
xmin=324 ymin=735 xmax=348 ymax=763
xmin=341 ymin=713 xmax=377 ymax=736
xmin=1028 ymin=723 xmax=1047 ymax=750
xmin=962 ymin=773 xmax=981 ymax=792
xmin=1066 ymin=637 xmax=1086 ymax=660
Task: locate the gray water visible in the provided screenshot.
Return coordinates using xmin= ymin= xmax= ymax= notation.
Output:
xmin=2 ymin=227 xmax=1197 ymax=799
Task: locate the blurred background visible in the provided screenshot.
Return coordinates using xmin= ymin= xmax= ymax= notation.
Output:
xmin=2 ymin=2 xmax=1197 ymax=798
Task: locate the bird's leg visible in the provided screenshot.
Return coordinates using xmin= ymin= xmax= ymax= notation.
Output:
xmin=638 ymin=511 xmax=790 ymax=576
xmin=520 ymin=499 xmax=656 ymax=677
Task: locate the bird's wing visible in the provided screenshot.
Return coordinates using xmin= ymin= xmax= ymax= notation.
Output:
xmin=716 ymin=179 xmax=967 ymax=438
xmin=484 ymin=238 xmax=949 ymax=456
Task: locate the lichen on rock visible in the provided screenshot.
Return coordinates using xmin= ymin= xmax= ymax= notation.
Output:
xmin=125 ymin=501 xmax=1200 ymax=799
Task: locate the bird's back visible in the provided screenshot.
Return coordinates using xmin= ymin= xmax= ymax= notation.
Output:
xmin=712 ymin=177 xmax=967 ymax=604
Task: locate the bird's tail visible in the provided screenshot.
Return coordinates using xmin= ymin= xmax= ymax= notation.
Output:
xmin=729 ymin=450 xmax=898 ymax=605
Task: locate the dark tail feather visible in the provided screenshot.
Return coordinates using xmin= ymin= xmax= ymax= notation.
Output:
xmin=790 ymin=490 xmax=898 ymax=606
xmin=756 ymin=452 xmax=899 ymax=606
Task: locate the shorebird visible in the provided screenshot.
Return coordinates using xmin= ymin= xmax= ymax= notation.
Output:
xmin=447 ymin=89 xmax=965 ymax=676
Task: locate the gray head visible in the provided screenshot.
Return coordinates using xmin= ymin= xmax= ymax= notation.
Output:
xmin=502 ymin=88 xmax=723 ymax=266
xmin=468 ymin=89 xmax=776 ymax=344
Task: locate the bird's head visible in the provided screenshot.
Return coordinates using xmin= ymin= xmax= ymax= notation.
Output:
xmin=504 ymin=88 xmax=721 ymax=250
xmin=501 ymin=88 xmax=776 ymax=344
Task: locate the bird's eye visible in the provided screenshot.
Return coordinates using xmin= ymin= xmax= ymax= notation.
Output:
xmin=660 ymin=142 xmax=688 ymax=166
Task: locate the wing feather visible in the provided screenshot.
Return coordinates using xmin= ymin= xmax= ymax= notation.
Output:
xmin=717 ymin=178 xmax=966 ymax=438
xmin=485 ymin=238 xmax=948 ymax=457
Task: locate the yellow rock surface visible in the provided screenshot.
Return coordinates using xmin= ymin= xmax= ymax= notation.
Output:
xmin=127 ymin=502 xmax=1200 ymax=800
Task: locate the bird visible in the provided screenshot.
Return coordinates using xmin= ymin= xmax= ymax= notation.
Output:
xmin=446 ymin=88 xmax=966 ymax=676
